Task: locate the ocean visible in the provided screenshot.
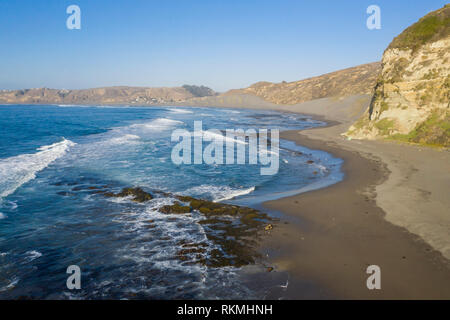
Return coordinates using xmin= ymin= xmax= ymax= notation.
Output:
xmin=0 ymin=105 xmax=343 ymax=299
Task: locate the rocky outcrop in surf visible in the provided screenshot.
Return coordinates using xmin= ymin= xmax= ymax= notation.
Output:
xmin=104 ymin=187 xmax=153 ymax=203
xmin=56 ymin=181 xmax=275 ymax=269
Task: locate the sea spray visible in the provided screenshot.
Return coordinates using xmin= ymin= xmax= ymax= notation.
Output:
xmin=0 ymin=138 xmax=76 ymax=199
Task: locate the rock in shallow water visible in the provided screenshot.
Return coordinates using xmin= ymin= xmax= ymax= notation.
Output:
xmin=169 ymin=195 xmax=274 ymax=268
xmin=104 ymin=187 xmax=153 ymax=203
xmin=160 ymin=201 xmax=192 ymax=214
xmin=98 ymin=186 xmax=275 ymax=268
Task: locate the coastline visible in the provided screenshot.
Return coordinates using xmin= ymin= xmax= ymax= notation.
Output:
xmin=201 ymin=94 xmax=450 ymax=299
xmin=261 ymin=127 xmax=450 ymax=299
xmin=2 ymin=100 xmax=449 ymax=299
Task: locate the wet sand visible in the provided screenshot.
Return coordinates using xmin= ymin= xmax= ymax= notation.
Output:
xmin=261 ymin=129 xmax=450 ymax=299
xmin=196 ymin=94 xmax=450 ymax=299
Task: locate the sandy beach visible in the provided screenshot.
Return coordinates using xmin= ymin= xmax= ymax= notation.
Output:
xmin=201 ymin=94 xmax=450 ymax=299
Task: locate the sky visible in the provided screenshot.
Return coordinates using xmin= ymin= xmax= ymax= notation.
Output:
xmin=0 ymin=0 xmax=447 ymax=92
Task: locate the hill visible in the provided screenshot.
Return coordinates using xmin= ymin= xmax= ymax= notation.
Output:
xmin=224 ymin=62 xmax=381 ymax=105
xmin=0 ymin=85 xmax=216 ymax=105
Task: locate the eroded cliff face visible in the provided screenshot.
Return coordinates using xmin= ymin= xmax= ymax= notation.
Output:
xmin=347 ymin=5 xmax=450 ymax=147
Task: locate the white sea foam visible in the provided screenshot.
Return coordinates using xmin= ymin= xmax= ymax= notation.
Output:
xmin=106 ymin=195 xmax=135 ymax=204
xmin=168 ymin=108 xmax=193 ymax=114
xmin=0 ymin=138 xmax=76 ymax=199
xmin=202 ymin=130 xmax=248 ymax=145
xmin=202 ymin=131 xmax=278 ymax=157
xmin=5 ymin=201 xmax=18 ymax=210
xmin=113 ymin=196 xmax=213 ymax=274
xmin=258 ymin=149 xmax=279 ymax=156
xmin=0 ymin=277 xmax=19 ymax=292
xmin=312 ymin=163 xmax=328 ymax=172
xmin=215 ymin=186 xmax=256 ymax=202
xmin=0 ymin=212 xmax=6 ymax=219
xmin=106 ymin=134 xmax=141 ymax=145
xmin=185 ymin=185 xmax=255 ymax=202
xmin=129 ymin=118 xmax=183 ymax=131
xmin=25 ymin=250 xmax=42 ymax=262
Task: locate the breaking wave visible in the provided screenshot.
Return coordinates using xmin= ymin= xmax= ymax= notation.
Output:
xmin=0 ymin=138 xmax=76 ymax=199
xmin=106 ymin=134 xmax=141 ymax=145
xmin=184 ymin=185 xmax=256 ymax=202
xmin=129 ymin=118 xmax=184 ymax=131
xmin=168 ymin=108 xmax=193 ymax=114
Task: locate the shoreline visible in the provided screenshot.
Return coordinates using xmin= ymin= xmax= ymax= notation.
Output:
xmin=2 ymin=101 xmax=449 ymax=298
xmin=260 ymin=126 xmax=450 ymax=299
xmin=204 ymin=95 xmax=450 ymax=299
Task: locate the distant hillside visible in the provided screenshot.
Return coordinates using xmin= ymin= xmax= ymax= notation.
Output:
xmin=182 ymin=85 xmax=217 ymax=97
xmin=0 ymin=85 xmax=216 ymax=105
xmin=347 ymin=5 xmax=450 ymax=147
xmin=224 ymin=62 xmax=381 ymax=105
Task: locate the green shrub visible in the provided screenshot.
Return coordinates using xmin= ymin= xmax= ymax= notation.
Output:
xmin=375 ymin=118 xmax=395 ymax=135
xmin=390 ymin=109 xmax=450 ymax=147
xmin=388 ymin=5 xmax=450 ymax=52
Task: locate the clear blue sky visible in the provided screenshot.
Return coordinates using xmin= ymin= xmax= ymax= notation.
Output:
xmin=0 ymin=0 xmax=447 ymax=92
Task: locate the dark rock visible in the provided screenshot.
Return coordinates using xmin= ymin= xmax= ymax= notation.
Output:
xmin=172 ymin=197 xmax=275 ymax=267
xmin=160 ymin=201 xmax=192 ymax=214
xmin=175 ymin=195 xmax=196 ymax=202
xmin=198 ymin=218 xmax=232 ymax=225
xmin=103 ymin=189 xmax=276 ymax=269
xmin=104 ymin=187 xmax=153 ymax=203
xmin=240 ymin=213 xmax=260 ymax=225
xmin=199 ymin=207 xmax=211 ymax=214
xmin=188 ymin=199 xmax=241 ymax=217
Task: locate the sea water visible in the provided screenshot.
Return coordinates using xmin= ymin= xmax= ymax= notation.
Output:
xmin=0 ymin=105 xmax=343 ymax=299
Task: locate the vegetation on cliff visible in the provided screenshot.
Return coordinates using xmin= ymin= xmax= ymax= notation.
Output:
xmin=347 ymin=5 xmax=450 ymax=148
xmin=388 ymin=4 xmax=450 ymax=52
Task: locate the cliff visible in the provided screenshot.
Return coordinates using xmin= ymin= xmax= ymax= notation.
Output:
xmin=347 ymin=5 xmax=450 ymax=147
